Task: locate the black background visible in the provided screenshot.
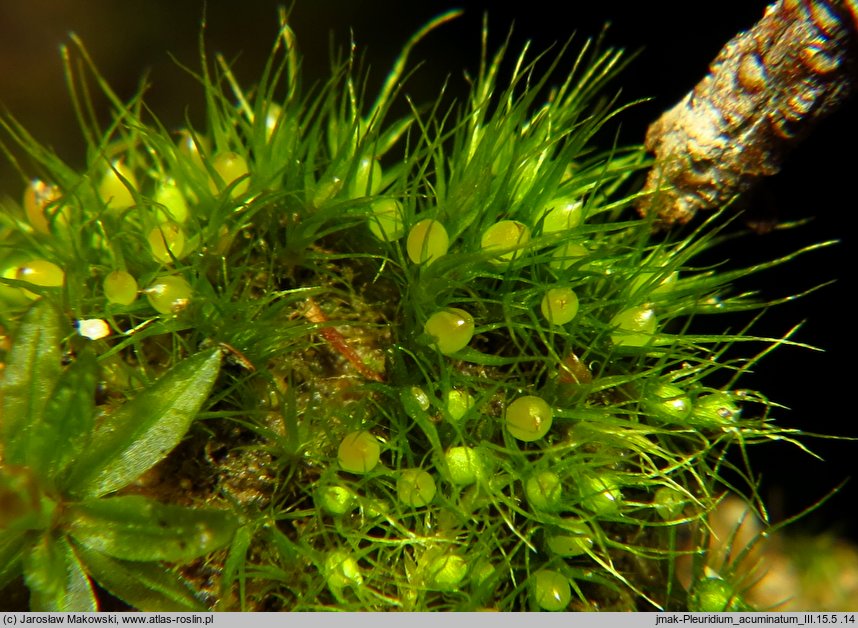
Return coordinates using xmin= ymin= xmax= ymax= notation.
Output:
xmin=1 ymin=1 xmax=855 ymax=540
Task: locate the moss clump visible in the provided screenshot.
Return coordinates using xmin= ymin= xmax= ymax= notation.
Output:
xmin=0 ymin=9 xmax=830 ymax=611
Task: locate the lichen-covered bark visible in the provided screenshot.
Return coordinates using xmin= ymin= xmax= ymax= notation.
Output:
xmin=638 ymin=0 xmax=858 ymax=225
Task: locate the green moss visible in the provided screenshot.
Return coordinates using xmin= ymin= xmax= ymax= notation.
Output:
xmin=0 ymin=9 xmax=833 ymax=612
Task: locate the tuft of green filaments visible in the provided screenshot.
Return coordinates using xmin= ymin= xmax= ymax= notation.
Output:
xmin=0 ymin=10 xmax=832 ymax=611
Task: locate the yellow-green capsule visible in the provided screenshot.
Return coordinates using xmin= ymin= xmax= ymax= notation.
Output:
xmin=146 ymin=275 xmax=192 ymax=315
xmin=154 ymin=179 xmax=190 ymax=223
xmin=540 ymin=287 xmax=579 ymax=326
xmin=103 ymin=270 xmax=138 ymax=306
xmin=407 ymin=219 xmax=449 ymax=265
xmin=209 ymin=151 xmax=250 ymax=198
xmin=505 ymin=395 xmax=553 ymax=442
xmin=23 ymin=179 xmax=67 ymax=234
xmin=98 ymin=160 xmax=138 ymax=210
xmin=15 ymin=260 xmax=65 ymax=298
xmin=424 ymin=308 xmax=474 ymax=355
xmin=147 ymin=223 xmax=187 ymax=264
xmin=337 ymin=431 xmax=381 ymax=474
xmin=481 ymin=220 xmax=530 ymax=264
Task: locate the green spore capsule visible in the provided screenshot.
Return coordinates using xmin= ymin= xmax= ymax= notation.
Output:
xmin=0 ymin=262 xmax=30 ymax=305
xmin=653 ymin=487 xmax=686 ymax=521
xmin=349 ymin=157 xmax=383 ymax=198
xmin=610 ymin=305 xmax=657 ymax=347
xmin=145 ymin=275 xmax=192 ymax=315
xmin=98 ymin=160 xmax=137 ymax=211
xmin=147 ymin=222 xmax=187 ymax=264
xmin=525 ymin=470 xmax=563 ymax=512
xmin=424 ymin=308 xmax=474 ymax=355
xmin=579 ymin=474 xmax=622 ymax=515
xmin=177 ymin=130 xmax=209 ymax=170
xmin=23 ymin=179 xmax=66 ymax=234
xmin=368 ymin=198 xmax=405 ymax=241
xmin=325 ymin=551 xmax=363 ymax=591
xmin=535 ymin=197 xmax=584 ymax=233
xmin=397 ymin=469 xmax=437 ymax=507
xmin=445 ymin=389 xmax=474 ymax=423
xmin=210 ymin=151 xmax=249 ymax=198
xmin=545 ymin=520 xmax=593 ymax=557
xmin=628 ymin=269 xmax=679 ymax=299
xmin=692 ymin=392 xmax=740 ymax=427
xmin=426 ymin=554 xmax=468 ymax=591
xmin=540 ymin=287 xmax=579 ymax=326
xmin=317 ymin=485 xmax=355 ymax=516
xmin=642 ymin=383 xmax=692 ymax=424
xmin=444 ymin=446 xmax=485 ymax=485
xmin=15 ymin=260 xmax=65 ymax=292
xmin=103 ymin=270 xmax=138 ymax=306
xmin=401 ymin=386 xmax=431 ymax=420
xmin=154 ymin=179 xmax=190 ymax=223
xmin=480 ymin=220 xmax=530 ymax=264
xmin=532 ymin=570 xmax=571 ymax=611
xmin=505 ymin=395 xmax=553 ymax=442
xmin=550 ymin=241 xmax=588 ymax=271
xmin=689 ymin=576 xmax=746 ymax=611
xmin=337 ymin=430 xmax=381 ymax=474
xmin=406 ymin=218 xmax=449 ymax=265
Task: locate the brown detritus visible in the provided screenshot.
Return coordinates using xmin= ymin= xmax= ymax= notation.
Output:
xmin=557 ymin=350 xmax=593 ymax=386
xmin=638 ymin=0 xmax=858 ymax=225
xmin=302 ymin=297 xmax=386 ymax=383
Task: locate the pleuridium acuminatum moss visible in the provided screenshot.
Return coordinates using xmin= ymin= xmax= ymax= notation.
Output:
xmin=0 ymin=8 xmax=837 ymax=612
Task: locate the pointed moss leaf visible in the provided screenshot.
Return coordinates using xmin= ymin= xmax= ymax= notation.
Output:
xmin=0 ymin=299 xmax=63 ymax=465
xmin=65 ymin=349 xmax=222 ymax=498
xmin=0 ymin=530 xmax=26 ymax=591
xmin=73 ymin=542 xmax=206 ymax=611
xmin=23 ymin=534 xmax=98 ymax=612
xmin=28 ymin=350 xmax=98 ymax=482
xmin=66 ymin=495 xmax=237 ymax=562
xmin=221 ymin=524 xmax=253 ymax=601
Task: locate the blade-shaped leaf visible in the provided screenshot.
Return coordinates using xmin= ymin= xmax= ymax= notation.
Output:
xmin=0 ymin=299 xmax=63 ymax=464
xmin=27 ymin=350 xmax=98 ymax=484
xmin=73 ymin=542 xmax=207 ymax=611
xmin=66 ymin=495 xmax=237 ymax=562
xmin=64 ymin=348 xmax=222 ymax=498
xmin=22 ymin=533 xmax=98 ymax=612
xmin=220 ymin=524 xmax=252 ymax=603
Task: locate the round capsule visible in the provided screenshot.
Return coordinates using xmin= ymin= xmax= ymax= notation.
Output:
xmin=610 ymin=305 xmax=657 ymax=347
xmin=406 ymin=219 xmax=449 ymax=265
xmin=145 ymin=275 xmax=192 ymax=315
xmin=397 ymin=469 xmax=437 ymax=507
xmin=505 ymin=395 xmax=553 ymax=442
xmin=540 ymin=287 xmax=579 ymax=326
xmin=337 ymin=431 xmax=381 ymax=474
xmin=367 ymin=198 xmax=405 ymax=242
xmin=532 ymin=570 xmax=571 ymax=611
xmin=98 ymin=160 xmax=138 ymax=210
xmin=103 ymin=270 xmax=138 ymax=306
xmin=209 ymin=151 xmax=249 ymax=198
xmin=147 ymin=223 xmax=187 ymax=264
xmin=424 ymin=308 xmax=474 ymax=355
xmin=480 ymin=220 xmax=530 ymax=264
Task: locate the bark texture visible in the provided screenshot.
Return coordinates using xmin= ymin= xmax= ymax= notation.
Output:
xmin=638 ymin=0 xmax=858 ymax=225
